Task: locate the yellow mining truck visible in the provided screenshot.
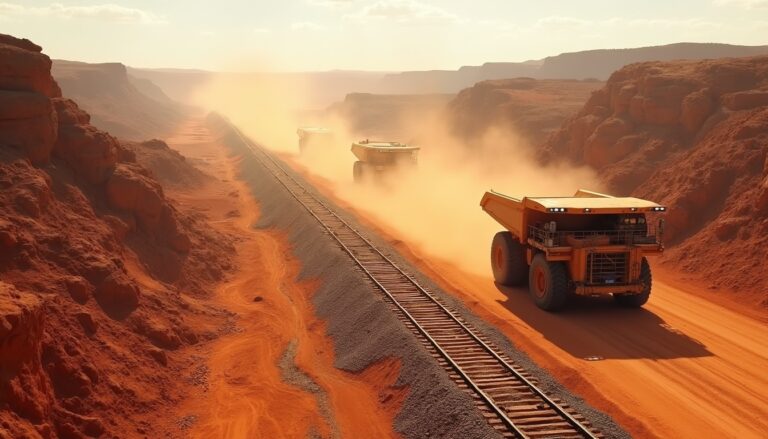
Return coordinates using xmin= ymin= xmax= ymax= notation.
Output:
xmin=351 ymin=140 xmax=419 ymax=183
xmin=480 ymin=189 xmax=666 ymax=311
xmin=296 ymin=127 xmax=333 ymax=154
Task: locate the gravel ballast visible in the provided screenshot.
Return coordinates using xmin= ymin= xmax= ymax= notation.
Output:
xmin=211 ymin=114 xmax=629 ymax=439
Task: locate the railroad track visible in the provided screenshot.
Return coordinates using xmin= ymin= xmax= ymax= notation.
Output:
xmin=232 ymin=127 xmax=601 ymax=439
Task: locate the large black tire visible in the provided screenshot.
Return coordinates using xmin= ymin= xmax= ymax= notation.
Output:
xmin=614 ymin=257 xmax=652 ymax=308
xmin=353 ymin=161 xmax=365 ymax=183
xmin=490 ymin=232 xmax=527 ymax=286
xmin=528 ymin=253 xmax=569 ymax=311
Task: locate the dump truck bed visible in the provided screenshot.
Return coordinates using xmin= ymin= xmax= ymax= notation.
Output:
xmin=480 ymin=190 xmax=666 ymax=240
xmin=297 ymin=127 xmax=331 ymax=138
xmin=351 ymin=141 xmax=420 ymax=164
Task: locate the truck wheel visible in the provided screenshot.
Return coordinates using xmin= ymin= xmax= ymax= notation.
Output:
xmin=353 ymin=161 xmax=365 ymax=183
xmin=614 ymin=257 xmax=651 ymax=308
xmin=528 ymin=254 xmax=569 ymax=311
xmin=490 ymin=232 xmax=527 ymax=286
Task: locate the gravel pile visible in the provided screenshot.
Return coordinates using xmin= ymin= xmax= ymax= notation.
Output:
xmin=212 ymin=115 xmax=629 ymax=439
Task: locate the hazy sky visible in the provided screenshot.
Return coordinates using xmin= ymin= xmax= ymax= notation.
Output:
xmin=2 ymin=0 xmax=767 ymax=71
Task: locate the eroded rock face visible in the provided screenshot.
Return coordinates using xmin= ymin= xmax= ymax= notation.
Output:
xmin=54 ymin=123 xmax=119 ymax=184
xmin=544 ymin=56 xmax=768 ymax=175
xmin=543 ymin=55 xmax=768 ymax=297
xmin=0 ymin=34 xmax=60 ymax=98
xmin=0 ymin=87 xmax=57 ymax=165
xmin=0 ymin=282 xmax=53 ymax=424
xmin=106 ymin=163 xmax=190 ymax=253
xmin=0 ymin=33 xmax=234 ymax=437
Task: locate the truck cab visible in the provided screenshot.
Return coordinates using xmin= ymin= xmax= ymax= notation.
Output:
xmin=480 ymin=189 xmax=666 ymax=311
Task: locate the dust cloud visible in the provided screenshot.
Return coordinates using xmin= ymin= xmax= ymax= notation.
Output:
xmin=303 ymin=114 xmax=601 ymax=275
xmin=191 ymin=69 xmax=310 ymax=153
xmin=194 ymin=77 xmax=602 ymax=276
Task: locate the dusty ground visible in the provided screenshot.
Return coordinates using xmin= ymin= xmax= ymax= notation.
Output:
xmin=161 ymin=119 xmax=405 ymax=438
xmin=284 ymin=157 xmax=768 ymax=439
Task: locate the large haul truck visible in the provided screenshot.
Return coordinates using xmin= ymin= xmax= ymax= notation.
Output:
xmin=480 ymin=189 xmax=666 ymax=311
xmin=296 ymin=127 xmax=333 ymax=154
xmin=351 ymin=140 xmax=419 ymax=183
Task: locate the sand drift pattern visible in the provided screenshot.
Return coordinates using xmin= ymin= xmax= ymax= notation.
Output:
xmin=233 ymin=128 xmax=600 ymax=439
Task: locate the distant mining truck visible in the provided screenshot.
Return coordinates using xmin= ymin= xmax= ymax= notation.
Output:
xmin=480 ymin=189 xmax=666 ymax=311
xmin=351 ymin=140 xmax=419 ymax=183
xmin=296 ymin=127 xmax=333 ymax=154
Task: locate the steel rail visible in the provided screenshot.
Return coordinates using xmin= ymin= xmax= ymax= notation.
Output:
xmin=229 ymin=124 xmax=599 ymax=439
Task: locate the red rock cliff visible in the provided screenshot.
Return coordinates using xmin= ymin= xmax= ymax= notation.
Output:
xmin=542 ymin=56 xmax=768 ymax=301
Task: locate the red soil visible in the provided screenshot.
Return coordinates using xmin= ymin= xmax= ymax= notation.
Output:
xmin=165 ymin=119 xmax=406 ymax=439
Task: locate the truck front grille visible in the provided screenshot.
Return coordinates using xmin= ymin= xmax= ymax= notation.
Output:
xmin=587 ymin=252 xmax=628 ymax=285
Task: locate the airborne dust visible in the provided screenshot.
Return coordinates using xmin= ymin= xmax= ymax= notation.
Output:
xmin=193 ymin=73 xmax=602 ymax=275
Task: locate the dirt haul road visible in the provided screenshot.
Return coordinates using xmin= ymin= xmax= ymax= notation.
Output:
xmin=282 ymin=157 xmax=768 ymax=439
xmin=162 ymin=119 xmax=403 ymax=439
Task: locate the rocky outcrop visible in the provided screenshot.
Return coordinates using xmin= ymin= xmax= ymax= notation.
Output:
xmin=106 ymin=162 xmax=190 ymax=253
xmin=0 ymin=34 xmax=60 ymax=97
xmin=0 ymin=34 xmax=233 ymax=437
xmin=0 ymin=36 xmax=60 ymax=164
xmin=542 ymin=56 xmax=768 ymax=300
xmin=125 ymin=139 xmax=210 ymax=189
xmin=51 ymin=60 xmax=186 ymax=140
xmin=446 ymin=78 xmax=603 ymax=146
xmin=0 ymin=283 xmax=52 ymax=427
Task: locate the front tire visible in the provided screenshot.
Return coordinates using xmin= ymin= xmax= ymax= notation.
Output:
xmin=490 ymin=232 xmax=527 ymax=286
xmin=614 ymin=257 xmax=651 ymax=308
xmin=353 ymin=161 xmax=365 ymax=183
xmin=528 ymin=254 xmax=569 ymax=311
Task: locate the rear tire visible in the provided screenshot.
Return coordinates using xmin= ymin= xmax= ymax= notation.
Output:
xmin=353 ymin=161 xmax=365 ymax=183
xmin=490 ymin=232 xmax=527 ymax=286
xmin=614 ymin=257 xmax=651 ymax=308
xmin=528 ymin=254 xmax=569 ymax=311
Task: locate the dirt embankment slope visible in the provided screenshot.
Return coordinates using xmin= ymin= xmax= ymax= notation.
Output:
xmin=52 ymin=60 xmax=187 ymax=141
xmin=542 ymin=55 xmax=768 ymax=305
xmin=0 ymin=34 xmax=232 ymax=438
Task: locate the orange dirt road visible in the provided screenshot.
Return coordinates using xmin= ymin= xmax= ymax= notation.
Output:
xmin=163 ymin=119 xmax=404 ymax=439
xmin=284 ymin=157 xmax=768 ymax=439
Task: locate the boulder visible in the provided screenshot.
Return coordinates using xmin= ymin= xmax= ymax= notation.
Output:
xmin=64 ymin=276 xmax=91 ymax=304
xmin=51 ymin=98 xmax=89 ymax=125
xmin=94 ymin=272 xmax=140 ymax=316
xmin=583 ymin=117 xmax=634 ymax=167
xmin=610 ymin=83 xmax=637 ymax=114
xmin=105 ymin=163 xmax=164 ymax=229
xmin=54 ymin=124 xmax=119 ymax=184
